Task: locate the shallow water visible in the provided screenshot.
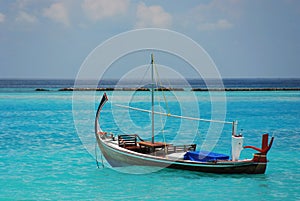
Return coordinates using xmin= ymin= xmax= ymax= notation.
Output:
xmin=0 ymin=89 xmax=299 ymax=200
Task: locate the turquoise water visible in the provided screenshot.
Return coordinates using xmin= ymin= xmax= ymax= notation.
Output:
xmin=0 ymin=89 xmax=299 ymax=200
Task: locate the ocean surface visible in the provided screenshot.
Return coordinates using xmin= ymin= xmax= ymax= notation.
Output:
xmin=0 ymin=79 xmax=299 ymax=200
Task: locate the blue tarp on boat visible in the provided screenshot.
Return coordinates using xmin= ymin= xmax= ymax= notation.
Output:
xmin=184 ymin=151 xmax=229 ymax=162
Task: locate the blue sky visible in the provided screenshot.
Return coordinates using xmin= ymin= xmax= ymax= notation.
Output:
xmin=0 ymin=0 xmax=299 ymax=79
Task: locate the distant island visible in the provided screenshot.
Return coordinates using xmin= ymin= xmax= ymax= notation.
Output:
xmin=35 ymin=87 xmax=300 ymax=92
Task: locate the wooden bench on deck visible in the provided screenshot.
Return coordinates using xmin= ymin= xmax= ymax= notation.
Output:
xmin=118 ymin=134 xmax=143 ymax=151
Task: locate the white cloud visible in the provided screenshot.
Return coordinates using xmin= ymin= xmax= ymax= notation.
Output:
xmin=16 ymin=11 xmax=38 ymax=24
xmin=43 ymin=2 xmax=70 ymax=26
xmin=135 ymin=3 xmax=172 ymax=28
xmin=0 ymin=12 xmax=5 ymax=23
xmin=198 ymin=19 xmax=233 ymax=31
xmin=82 ymin=0 xmax=129 ymax=21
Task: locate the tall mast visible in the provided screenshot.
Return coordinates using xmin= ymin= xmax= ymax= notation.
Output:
xmin=151 ymin=53 xmax=155 ymax=144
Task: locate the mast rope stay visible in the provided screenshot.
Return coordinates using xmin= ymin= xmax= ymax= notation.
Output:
xmin=95 ymin=140 xmax=100 ymax=168
xmin=137 ymin=63 xmax=151 ymax=89
xmin=153 ymin=61 xmax=171 ymax=115
xmin=115 ymin=104 xmax=233 ymax=125
xmin=152 ymin=56 xmax=169 ymax=148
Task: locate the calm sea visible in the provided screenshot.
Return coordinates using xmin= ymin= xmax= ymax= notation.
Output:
xmin=0 ymin=79 xmax=299 ymax=200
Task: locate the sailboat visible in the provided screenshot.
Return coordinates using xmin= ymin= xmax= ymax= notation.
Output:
xmin=94 ymin=54 xmax=274 ymax=174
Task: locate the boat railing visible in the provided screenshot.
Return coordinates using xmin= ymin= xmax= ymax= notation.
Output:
xmin=165 ymin=144 xmax=196 ymax=154
xmin=151 ymin=144 xmax=196 ymax=157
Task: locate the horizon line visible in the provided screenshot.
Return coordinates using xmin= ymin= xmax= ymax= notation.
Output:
xmin=1 ymin=77 xmax=300 ymax=80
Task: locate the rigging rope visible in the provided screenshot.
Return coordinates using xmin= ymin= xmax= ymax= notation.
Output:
xmin=153 ymin=62 xmax=171 ymax=115
xmin=137 ymin=63 xmax=151 ymax=89
xmin=115 ymin=104 xmax=233 ymax=125
xmin=95 ymin=140 xmax=100 ymax=169
xmin=95 ymin=139 xmax=104 ymax=168
xmin=155 ymin=79 xmax=168 ymax=153
xmin=153 ymin=62 xmax=169 ymax=151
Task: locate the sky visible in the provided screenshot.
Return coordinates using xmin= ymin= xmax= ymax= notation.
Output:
xmin=0 ymin=0 xmax=300 ymax=79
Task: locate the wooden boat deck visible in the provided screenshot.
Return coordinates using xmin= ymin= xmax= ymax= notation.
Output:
xmin=99 ymin=132 xmax=196 ymax=158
